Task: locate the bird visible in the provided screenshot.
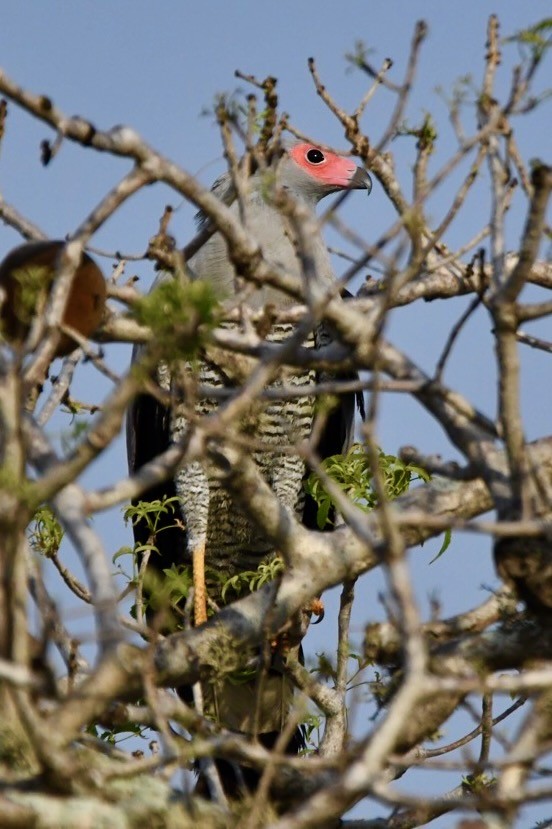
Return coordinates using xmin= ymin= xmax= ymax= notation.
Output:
xmin=0 ymin=240 xmax=106 ymax=357
xmin=127 ymin=142 xmax=371 ymax=792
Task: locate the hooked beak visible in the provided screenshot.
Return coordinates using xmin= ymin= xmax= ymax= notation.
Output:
xmin=349 ymin=166 xmax=372 ymax=194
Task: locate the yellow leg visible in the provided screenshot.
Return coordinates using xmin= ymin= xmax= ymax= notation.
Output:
xmin=193 ymin=540 xmax=208 ymax=625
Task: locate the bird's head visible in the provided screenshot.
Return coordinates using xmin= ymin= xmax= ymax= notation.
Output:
xmin=280 ymin=142 xmax=372 ymax=203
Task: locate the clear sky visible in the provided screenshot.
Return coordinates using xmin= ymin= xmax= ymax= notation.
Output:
xmin=0 ymin=2 xmax=550 ymax=825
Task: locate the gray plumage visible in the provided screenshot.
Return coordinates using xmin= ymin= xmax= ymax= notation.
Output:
xmin=127 ymin=143 xmax=370 ymax=750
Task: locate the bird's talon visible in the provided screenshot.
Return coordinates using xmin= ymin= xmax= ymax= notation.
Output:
xmin=307 ymin=598 xmax=325 ymax=623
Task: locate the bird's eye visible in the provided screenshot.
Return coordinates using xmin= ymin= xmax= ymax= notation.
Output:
xmin=306 ymin=148 xmax=325 ymax=164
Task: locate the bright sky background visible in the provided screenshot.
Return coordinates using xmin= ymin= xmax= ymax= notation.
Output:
xmin=1 ymin=2 xmax=551 ymax=825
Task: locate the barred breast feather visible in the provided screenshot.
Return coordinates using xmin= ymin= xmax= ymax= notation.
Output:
xmin=170 ymin=323 xmax=315 ymax=584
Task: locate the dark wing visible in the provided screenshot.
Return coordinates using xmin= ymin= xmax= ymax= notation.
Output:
xmin=301 ymin=381 xmax=363 ymax=530
xmin=126 ymin=361 xmax=188 ymax=589
xmin=301 ymin=299 xmax=365 ymax=531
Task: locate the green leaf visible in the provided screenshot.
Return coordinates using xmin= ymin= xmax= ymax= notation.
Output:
xmin=124 ymin=496 xmax=180 ymax=537
xmin=220 ymin=555 xmax=283 ymax=601
xmin=28 ymin=505 xmax=64 ymax=558
xmin=429 ymin=528 xmax=453 ymax=564
xmin=112 ymin=545 xmax=135 ymax=564
xmin=132 ymin=278 xmax=219 ymax=361
xmin=305 ymin=444 xmax=430 ymax=529
xmin=504 ymin=18 xmax=552 ymax=62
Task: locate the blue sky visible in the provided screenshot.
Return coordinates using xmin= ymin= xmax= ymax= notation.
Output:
xmin=1 ymin=2 xmax=551 ymax=824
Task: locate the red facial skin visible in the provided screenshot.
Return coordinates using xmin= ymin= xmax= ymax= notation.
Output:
xmin=288 ymin=142 xmax=362 ymax=188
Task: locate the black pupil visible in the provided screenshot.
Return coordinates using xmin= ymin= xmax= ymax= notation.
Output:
xmin=306 ymin=148 xmax=324 ymax=164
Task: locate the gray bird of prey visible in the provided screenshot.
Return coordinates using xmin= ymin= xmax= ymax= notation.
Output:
xmin=127 ymin=141 xmax=371 ymax=784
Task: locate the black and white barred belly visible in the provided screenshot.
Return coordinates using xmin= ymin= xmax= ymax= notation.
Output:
xmin=170 ymin=323 xmax=315 ymax=588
